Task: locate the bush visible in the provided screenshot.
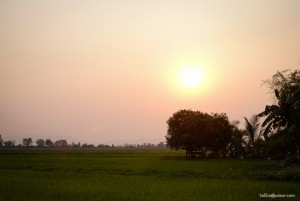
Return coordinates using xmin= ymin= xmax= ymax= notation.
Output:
xmin=206 ymin=152 xmax=218 ymax=159
xmin=281 ymin=156 xmax=300 ymax=167
xmin=245 ymin=153 xmax=263 ymax=159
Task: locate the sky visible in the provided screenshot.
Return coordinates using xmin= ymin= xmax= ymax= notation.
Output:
xmin=1 ymin=0 xmax=300 ymax=145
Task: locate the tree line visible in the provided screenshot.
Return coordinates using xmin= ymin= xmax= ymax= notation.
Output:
xmin=0 ymin=135 xmax=166 ymax=149
xmin=166 ymin=69 xmax=300 ymax=159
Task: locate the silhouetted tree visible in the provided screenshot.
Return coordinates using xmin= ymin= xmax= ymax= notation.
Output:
xmin=157 ymin=142 xmax=166 ymax=148
xmin=71 ymin=142 xmax=80 ymax=148
xmin=55 ymin=140 xmax=68 ymax=148
xmin=210 ymin=113 xmax=234 ymax=157
xmin=36 ymin=139 xmax=45 ymax=147
xmin=259 ymin=69 xmax=300 ymax=157
xmin=4 ymin=141 xmax=15 ymax=147
xmin=45 ymin=139 xmax=54 ymax=147
xmin=166 ymin=110 xmax=209 ymax=157
xmin=0 ymin=135 xmax=3 ymax=147
xmin=22 ymin=138 xmax=33 ymax=147
xmin=82 ymin=143 xmax=94 ymax=148
xmin=228 ymin=122 xmax=246 ymax=159
xmin=243 ymin=115 xmax=263 ymax=157
xmin=166 ymin=109 xmax=235 ymax=158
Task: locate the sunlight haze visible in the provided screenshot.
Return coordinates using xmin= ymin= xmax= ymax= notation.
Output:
xmin=1 ymin=0 xmax=299 ymax=145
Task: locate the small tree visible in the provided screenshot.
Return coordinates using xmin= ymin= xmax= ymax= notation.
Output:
xmin=36 ymin=139 xmax=45 ymax=147
xmin=55 ymin=139 xmax=68 ymax=148
xmin=243 ymin=115 xmax=264 ymax=158
xmin=22 ymin=138 xmax=33 ymax=147
xmin=45 ymin=139 xmax=54 ymax=147
xmin=0 ymin=135 xmax=3 ymax=147
xmin=4 ymin=141 xmax=15 ymax=147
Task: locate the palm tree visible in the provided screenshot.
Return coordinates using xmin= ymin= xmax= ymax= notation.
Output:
xmin=243 ymin=115 xmax=261 ymax=154
xmin=259 ymin=87 xmax=300 ymax=156
xmin=259 ymin=69 xmax=300 ymax=156
xmin=228 ymin=122 xmax=246 ymax=158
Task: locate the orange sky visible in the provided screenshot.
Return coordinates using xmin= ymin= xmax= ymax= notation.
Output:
xmin=1 ymin=0 xmax=300 ymax=145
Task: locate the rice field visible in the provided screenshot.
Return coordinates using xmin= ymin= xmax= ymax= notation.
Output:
xmin=0 ymin=148 xmax=299 ymax=201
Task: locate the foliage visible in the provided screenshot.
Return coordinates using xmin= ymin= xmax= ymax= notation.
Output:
xmin=54 ymin=139 xmax=68 ymax=148
xmin=228 ymin=122 xmax=246 ymax=159
xmin=0 ymin=135 xmax=3 ymax=147
xmin=259 ymin=69 xmax=300 ymax=157
xmin=4 ymin=141 xmax=15 ymax=147
xmin=263 ymin=69 xmax=300 ymax=99
xmin=243 ymin=115 xmax=265 ymax=158
xmin=243 ymin=115 xmax=261 ymax=146
xmin=22 ymin=138 xmax=33 ymax=147
xmin=36 ymin=139 xmax=45 ymax=147
xmin=45 ymin=139 xmax=54 ymax=147
xmin=281 ymin=155 xmax=300 ymax=167
xmin=166 ymin=110 xmax=234 ymax=158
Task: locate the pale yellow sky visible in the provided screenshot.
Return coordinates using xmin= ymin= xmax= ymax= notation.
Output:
xmin=1 ymin=0 xmax=299 ymax=144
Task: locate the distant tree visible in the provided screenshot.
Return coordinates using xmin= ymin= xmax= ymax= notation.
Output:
xmin=82 ymin=143 xmax=95 ymax=148
xmin=71 ymin=142 xmax=80 ymax=148
xmin=157 ymin=142 xmax=165 ymax=148
xmin=22 ymin=138 xmax=33 ymax=147
xmin=4 ymin=141 xmax=15 ymax=147
xmin=97 ymin=144 xmax=111 ymax=148
xmin=55 ymin=140 xmax=68 ymax=148
xmin=36 ymin=139 xmax=45 ymax=147
xmin=0 ymin=135 xmax=3 ymax=147
xmin=45 ymin=139 xmax=54 ymax=147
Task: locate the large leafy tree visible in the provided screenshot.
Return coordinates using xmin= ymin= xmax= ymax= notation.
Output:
xmin=166 ymin=109 xmax=211 ymax=157
xmin=166 ymin=109 xmax=234 ymax=158
xmin=259 ymin=69 xmax=300 ymax=156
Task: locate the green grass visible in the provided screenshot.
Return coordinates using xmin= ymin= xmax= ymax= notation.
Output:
xmin=0 ymin=148 xmax=299 ymax=201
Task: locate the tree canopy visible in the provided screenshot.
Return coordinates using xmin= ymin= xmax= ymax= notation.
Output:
xmin=166 ymin=109 xmax=234 ymax=158
xmin=259 ymin=69 xmax=300 ymax=157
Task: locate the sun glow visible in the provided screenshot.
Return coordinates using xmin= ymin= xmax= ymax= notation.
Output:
xmin=166 ymin=60 xmax=216 ymax=99
xmin=180 ymin=66 xmax=203 ymax=88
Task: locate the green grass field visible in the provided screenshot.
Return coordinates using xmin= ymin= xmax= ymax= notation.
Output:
xmin=0 ymin=148 xmax=299 ymax=201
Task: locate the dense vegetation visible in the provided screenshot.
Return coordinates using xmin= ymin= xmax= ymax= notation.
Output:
xmin=0 ymin=148 xmax=299 ymax=201
xmin=166 ymin=69 xmax=300 ymax=159
xmin=166 ymin=110 xmax=233 ymax=157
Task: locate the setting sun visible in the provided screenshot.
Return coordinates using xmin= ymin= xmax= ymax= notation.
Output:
xmin=180 ymin=66 xmax=204 ymax=88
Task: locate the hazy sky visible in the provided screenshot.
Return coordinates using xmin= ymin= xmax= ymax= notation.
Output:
xmin=1 ymin=0 xmax=299 ymax=145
